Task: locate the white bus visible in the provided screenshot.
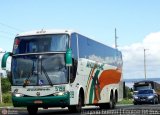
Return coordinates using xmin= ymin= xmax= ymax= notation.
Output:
xmin=1 ymin=29 xmax=123 ymax=115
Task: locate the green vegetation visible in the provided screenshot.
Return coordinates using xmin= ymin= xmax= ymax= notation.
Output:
xmin=118 ymin=85 xmax=134 ymax=104
xmin=2 ymin=77 xmax=11 ymax=94
xmin=0 ymin=77 xmax=12 ymax=106
xmin=3 ymin=93 xmax=12 ymax=103
xmin=118 ymin=99 xmax=133 ymax=104
xmin=124 ymin=86 xmax=133 ymax=99
xmin=0 ymin=103 xmax=12 ymax=107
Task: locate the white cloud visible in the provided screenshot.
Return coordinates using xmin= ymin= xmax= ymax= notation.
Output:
xmin=0 ymin=48 xmax=3 ymax=52
xmin=120 ymin=32 xmax=160 ymax=79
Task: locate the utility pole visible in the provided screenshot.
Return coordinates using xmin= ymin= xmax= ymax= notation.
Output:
xmin=0 ymin=51 xmax=5 ymax=103
xmin=115 ymin=28 xmax=118 ymax=49
xmin=144 ymin=49 xmax=148 ymax=80
xmin=0 ymin=76 xmax=2 ymax=103
xmin=114 ymin=28 xmax=119 ymax=66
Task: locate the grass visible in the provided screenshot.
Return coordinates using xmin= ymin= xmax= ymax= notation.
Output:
xmin=0 ymin=103 xmax=13 ymax=107
xmin=118 ymin=98 xmax=133 ymax=104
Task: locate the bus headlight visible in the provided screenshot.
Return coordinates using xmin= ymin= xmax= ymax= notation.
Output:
xmin=13 ymin=93 xmax=24 ymax=97
xmin=53 ymin=92 xmax=68 ymax=96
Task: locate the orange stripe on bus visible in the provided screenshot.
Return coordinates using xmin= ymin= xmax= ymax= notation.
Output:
xmin=93 ymin=69 xmax=122 ymax=103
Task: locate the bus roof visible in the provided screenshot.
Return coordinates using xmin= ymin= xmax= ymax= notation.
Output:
xmin=15 ymin=29 xmax=121 ymax=53
xmin=16 ymin=29 xmax=75 ymax=37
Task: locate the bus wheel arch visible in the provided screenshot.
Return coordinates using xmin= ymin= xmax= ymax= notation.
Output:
xmin=68 ymin=87 xmax=84 ymax=113
xmin=79 ymin=87 xmax=84 ymax=106
xmin=99 ymin=89 xmax=115 ymax=109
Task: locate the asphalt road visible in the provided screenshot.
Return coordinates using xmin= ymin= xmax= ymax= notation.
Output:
xmin=1 ymin=104 xmax=160 ymax=115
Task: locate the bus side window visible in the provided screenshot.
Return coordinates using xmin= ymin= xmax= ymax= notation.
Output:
xmin=70 ymin=58 xmax=77 ymax=83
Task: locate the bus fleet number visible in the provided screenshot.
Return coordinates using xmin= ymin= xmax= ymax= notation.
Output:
xmin=55 ymin=86 xmax=65 ymax=92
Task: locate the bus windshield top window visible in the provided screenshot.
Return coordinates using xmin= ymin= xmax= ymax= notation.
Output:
xmin=13 ymin=34 xmax=69 ymax=54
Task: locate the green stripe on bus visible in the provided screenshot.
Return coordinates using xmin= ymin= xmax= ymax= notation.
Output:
xmin=89 ymin=70 xmax=100 ymax=104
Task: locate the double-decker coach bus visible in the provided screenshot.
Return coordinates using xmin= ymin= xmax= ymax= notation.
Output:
xmin=1 ymin=30 xmax=123 ymax=114
xmin=133 ymin=80 xmax=160 ymax=101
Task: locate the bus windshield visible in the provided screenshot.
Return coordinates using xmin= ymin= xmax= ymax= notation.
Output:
xmin=13 ymin=34 xmax=69 ymax=54
xmin=11 ymin=54 xmax=68 ymax=86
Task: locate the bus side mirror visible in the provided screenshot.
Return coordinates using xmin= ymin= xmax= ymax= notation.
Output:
xmin=1 ymin=52 xmax=12 ymax=70
xmin=65 ymin=48 xmax=72 ymax=66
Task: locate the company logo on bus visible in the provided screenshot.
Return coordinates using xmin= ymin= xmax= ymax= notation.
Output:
xmin=36 ymin=92 xmax=40 ymax=96
xmin=27 ymin=88 xmax=50 ymax=91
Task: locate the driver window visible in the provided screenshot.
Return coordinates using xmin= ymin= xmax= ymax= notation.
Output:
xmin=70 ymin=58 xmax=77 ymax=83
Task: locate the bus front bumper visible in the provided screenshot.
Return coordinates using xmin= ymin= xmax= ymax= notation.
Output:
xmin=12 ymin=93 xmax=70 ymax=107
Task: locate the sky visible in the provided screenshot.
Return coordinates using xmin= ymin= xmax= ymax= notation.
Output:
xmin=0 ymin=0 xmax=160 ymax=79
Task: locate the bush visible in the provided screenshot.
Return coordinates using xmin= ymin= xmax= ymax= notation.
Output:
xmin=2 ymin=93 xmax=12 ymax=103
xmin=118 ymin=98 xmax=133 ymax=104
xmin=124 ymin=86 xmax=133 ymax=99
xmin=1 ymin=77 xmax=11 ymax=93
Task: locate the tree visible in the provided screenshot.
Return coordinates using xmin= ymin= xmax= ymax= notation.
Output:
xmin=1 ymin=77 xmax=11 ymax=93
xmin=125 ymin=86 xmax=133 ymax=99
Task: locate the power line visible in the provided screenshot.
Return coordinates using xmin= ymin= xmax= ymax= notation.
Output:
xmin=0 ymin=22 xmax=23 ymax=32
xmin=0 ymin=30 xmax=16 ymax=36
xmin=0 ymin=34 xmax=14 ymax=40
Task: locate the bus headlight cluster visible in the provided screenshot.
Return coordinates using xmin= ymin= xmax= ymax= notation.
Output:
xmin=13 ymin=93 xmax=24 ymax=97
xmin=53 ymin=92 xmax=68 ymax=96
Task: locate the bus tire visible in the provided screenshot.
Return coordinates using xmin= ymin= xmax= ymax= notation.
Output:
xmin=27 ymin=106 xmax=38 ymax=115
xmin=106 ymin=91 xmax=115 ymax=109
xmin=99 ymin=91 xmax=115 ymax=109
xmin=68 ymin=93 xmax=82 ymax=113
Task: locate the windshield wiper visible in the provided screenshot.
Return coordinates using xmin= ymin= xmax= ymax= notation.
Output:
xmin=41 ymin=65 xmax=53 ymax=86
xmin=39 ymin=56 xmax=53 ymax=86
xmin=23 ymin=59 xmax=36 ymax=87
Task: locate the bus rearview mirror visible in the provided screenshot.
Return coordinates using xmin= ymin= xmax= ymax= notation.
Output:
xmin=65 ymin=48 xmax=72 ymax=66
xmin=1 ymin=52 xmax=12 ymax=70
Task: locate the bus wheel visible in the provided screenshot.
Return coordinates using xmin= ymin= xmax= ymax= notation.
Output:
xmin=106 ymin=91 xmax=115 ymax=109
xmin=99 ymin=91 xmax=115 ymax=109
xmin=27 ymin=106 xmax=38 ymax=115
xmin=68 ymin=93 xmax=82 ymax=113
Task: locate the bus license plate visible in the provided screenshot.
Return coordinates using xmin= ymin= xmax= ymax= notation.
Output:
xmin=34 ymin=100 xmax=43 ymax=104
